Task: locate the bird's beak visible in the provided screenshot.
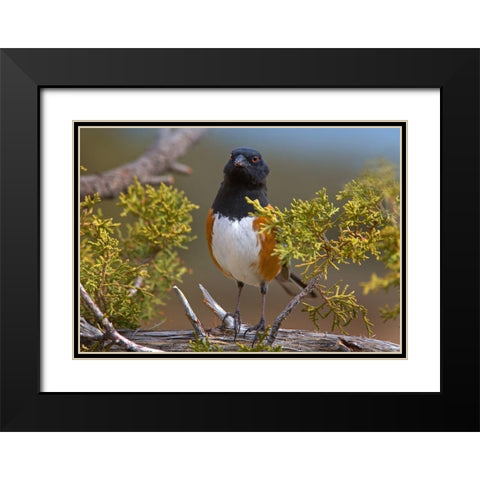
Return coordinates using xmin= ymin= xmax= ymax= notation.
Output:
xmin=234 ymin=154 xmax=248 ymax=168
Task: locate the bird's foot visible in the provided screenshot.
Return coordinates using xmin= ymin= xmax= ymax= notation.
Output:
xmin=243 ymin=317 xmax=266 ymax=347
xmin=222 ymin=311 xmax=242 ymax=341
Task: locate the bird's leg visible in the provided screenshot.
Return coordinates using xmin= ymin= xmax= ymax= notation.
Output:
xmin=244 ymin=283 xmax=267 ymax=344
xmin=258 ymin=282 xmax=267 ymax=332
xmin=233 ymin=281 xmax=244 ymax=341
xmin=221 ymin=281 xmax=244 ymax=339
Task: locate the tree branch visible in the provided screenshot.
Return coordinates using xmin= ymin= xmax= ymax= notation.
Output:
xmin=173 ymin=286 xmax=206 ymax=339
xmin=113 ymin=327 xmax=400 ymax=353
xmin=128 ymin=276 xmax=143 ymax=296
xmin=198 ymin=283 xmax=236 ymax=329
xmin=79 ymin=317 xmax=104 ymax=343
xmin=79 ymin=283 xmax=400 ymax=353
xmin=266 ymin=274 xmax=323 ymax=346
xmin=195 ymin=283 xmax=398 ymax=352
xmin=80 ymin=128 xmax=206 ymax=199
xmin=80 ymin=283 xmax=164 ymax=352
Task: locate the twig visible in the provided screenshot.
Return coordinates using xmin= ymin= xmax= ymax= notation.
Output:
xmin=173 ymin=286 xmax=206 ymax=339
xmin=78 ymin=283 xmax=400 ymax=353
xmin=198 ymin=283 xmax=236 ymax=330
xmin=128 ymin=276 xmax=144 ymax=296
xmin=266 ymin=274 xmax=323 ymax=346
xmin=80 ymin=128 xmax=206 ymax=199
xmin=169 ymin=162 xmax=193 ymax=175
xmin=79 ymin=283 xmax=164 ymax=352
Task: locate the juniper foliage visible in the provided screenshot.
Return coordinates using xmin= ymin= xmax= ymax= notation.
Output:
xmin=248 ymin=160 xmax=400 ymax=335
xmin=237 ymin=328 xmax=283 ymax=352
xmin=80 ymin=180 xmax=198 ymax=329
xmin=189 ymin=337 xmax=225 ymax=352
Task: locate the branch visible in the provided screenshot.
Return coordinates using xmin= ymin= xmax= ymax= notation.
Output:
xmin=79 ymin=283 xmax=164 ymax=353
xmin=80 ymin=283 xmax=400 ymax=353
xmin=79 ymin=317 xmax=104 ymax=343
xmin=198 ymin=284 xmax=258 ymax=337
xmin=198 ymin=283 xmax=236 ymax=329
xmin=80 ymin=128 xmax=206 ymax=199
xmin=173 ymin=286 xmax=206 ymax=339
xmin=199 ymin=282 xmax=326 ymax=342
xmin=128 ymin=276 xmax=143 ymax=296
xmin=114 ymin=328 xmax=401 ymax=353
xmin=265 ymin=274 xmax=323 ymax=346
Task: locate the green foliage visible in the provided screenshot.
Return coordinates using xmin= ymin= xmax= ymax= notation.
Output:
xmin=80 ymin=341 xmax=115 ymax=352
xmin=248 ymin=188 xmax=339 ymax=279
xmin=118 ymin=180 xmax=198 ymax=259
xmin=80 ymin=193 xmax=145 ymax=329
xmin=379 ymin=303 xmax=401 ymax=322
xmin=117 ymin=180 xmax=199 ymax=322
xmin=189 ymin=337 xmax=225 ymax=352
xmin=303 ymin=282 xmax=373 ymax=335
xmin=356 ymin=161 xmax=400 ymax=322
xmin=80 ymin=181 xmax=198 ymax=329
xmin=188 ymin=329 xmax=283 ymax=353
xmin=237 ymin=329 xmax=283 ymax=352
xmin=248 ymin=159 xmax=400 ymax=335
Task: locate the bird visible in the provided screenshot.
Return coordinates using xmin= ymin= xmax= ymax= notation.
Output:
xmin=206 ymin=147 xmax=315 ymax=340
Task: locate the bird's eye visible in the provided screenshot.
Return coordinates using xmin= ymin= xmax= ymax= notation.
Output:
xmin=230 ymin=154 xmax=233 ymax=160
xmin=252 ymin=156 xmax=259 ymax=163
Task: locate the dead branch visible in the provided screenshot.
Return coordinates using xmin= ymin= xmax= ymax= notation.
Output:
xmin=128 ymin=276 xmax=143 ymax=296
xmin=173 ymin=286 xmax=206 ymax=339
xmin=79 ymin=283 xmax=164 ymax=353
xmin=200 ymin=281 xmax=324 ymax=345
xmin=112 ymin=328 xmax=400 ymax=353
xmin=80 ymin=317 xmax=104 ymax=343
xmin=266 ymin=274 xmax=323 ymax=346
xmin=194 ymin=284 xmax=399 ymax=352
xmin=199 ymin=283 xmax=235 ymax=329
xmin=80 ymin=128 xmax=206 ymax=199
xmin=79 ymin=284 xmax=400 ymax=353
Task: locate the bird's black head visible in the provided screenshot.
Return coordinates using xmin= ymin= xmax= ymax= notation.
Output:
xmin=223 ymin=147 xmax=270 ymax=187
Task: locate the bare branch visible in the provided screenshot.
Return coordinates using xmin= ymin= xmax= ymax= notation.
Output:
xmin=79 ymin=282 xmax=400 ymax=353
xmin=198 ymin=283 xmax=236 ymax=329
xmin=80 ymin=128 xmax=206 ymax=199
xmin=169 ymin=162 xmax=193 ymax=175
xmin=173 ymin=286 xmax=206 ymax=339
xmin=80 ymin=317 xmax=104 ymax=343
xmin=142 ymin=174 xmax=175 ymax=185
xmin=198 ymin=283 xmax=250 ymax=335
xmin=114 ymin=328 xmax=401 ymax=353
xmin=79 ymin=283 xmax=164 ymax=353
xmin=266 ymin=274 xmax=323 ymax=346
xmin=128 ymin=276 xmax=144 ymax=296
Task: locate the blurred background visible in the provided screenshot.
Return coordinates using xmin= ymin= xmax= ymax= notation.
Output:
xmin=80 ymin=126 xmax=401 ymax=343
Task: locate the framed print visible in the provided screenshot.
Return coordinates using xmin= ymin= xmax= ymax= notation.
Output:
xmin=1 ymin=49 xmax=479 ymax=431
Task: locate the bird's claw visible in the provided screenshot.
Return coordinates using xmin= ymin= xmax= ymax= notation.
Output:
xmin=243 ymin=318 xmax=266 ymax=347
xmin=223 ymin=311 xmax=242 ymax=341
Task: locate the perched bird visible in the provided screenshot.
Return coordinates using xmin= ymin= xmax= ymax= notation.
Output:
xmin=206 ymin=147 xmax=315 ymax=339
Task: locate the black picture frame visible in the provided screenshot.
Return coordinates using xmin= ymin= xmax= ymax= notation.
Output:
xmin=1 ymin=49 xmax=478 ymax=431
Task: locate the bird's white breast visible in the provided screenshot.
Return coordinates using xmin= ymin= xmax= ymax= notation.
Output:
xmin=211 ymin=213 xmax=262 ymax=286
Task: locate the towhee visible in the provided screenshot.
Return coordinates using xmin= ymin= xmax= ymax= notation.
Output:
xmin=206 ymin=147 xmax=315 ymax=340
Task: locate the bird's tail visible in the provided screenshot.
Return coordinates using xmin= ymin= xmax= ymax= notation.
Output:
xmin=275 ymin=267 xmax=318 ymax=298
